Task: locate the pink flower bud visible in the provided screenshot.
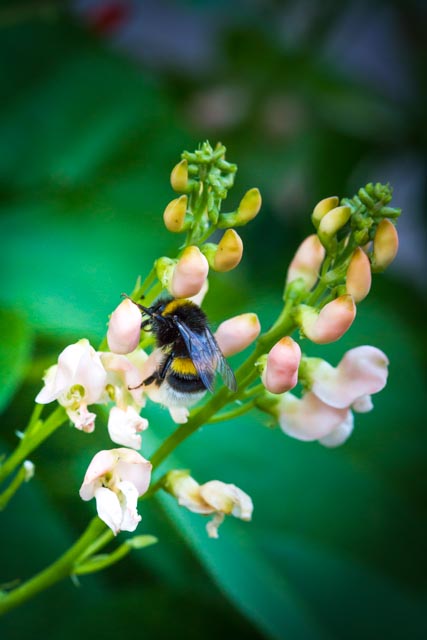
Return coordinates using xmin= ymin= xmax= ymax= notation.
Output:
xmin=286 ymin=234 xmax=325 ymax=289
xmin=372 ymin=219 xmax=399 ymax=272
xmin=215 ymin=313 xmax=261 ymax=357
xmin=170 ymin=246 xmax=209 ymax=298
xmin=346 ymin=247 xmax=372 ymax=302
xmin=297 ymin=295 xmax=356 ymax=344
xmin=262 ymin=337 xmax=301 ymax=394
xmin=107 ymin=299 xmax=142 ymax=354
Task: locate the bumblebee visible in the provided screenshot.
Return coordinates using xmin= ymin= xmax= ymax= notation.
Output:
xmin=135 ymin=297 xmax=237 ymax=407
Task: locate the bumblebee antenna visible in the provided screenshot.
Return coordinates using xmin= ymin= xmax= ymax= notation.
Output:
xmin=120 ymin=293 xmax=153 ymax=316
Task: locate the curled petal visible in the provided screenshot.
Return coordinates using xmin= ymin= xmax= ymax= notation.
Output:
xmin=318 ymin=411 xmax=354 ymax=448
xmin=166 ymin=472 xmax=214 ymax=514
xmin=200 ymin=481 xmax=253 ymax=521
xmin=67 ymin=405 xmax=97 ymax=433
xmin=94 ymin=487 xmax=124 ymax=535
xmin=352 ymin=394 xmax=373 ymax=413
xmin=262 ymin=337 xmax=301 ymax=394
xmin=278 ymin=392 xmax=349 ymax=441
xmin=107 ymin=406 xmax=148 ymax=450
xmin=206 ymin=512 xmax=226 ymax=538
xmin=107 ymin=299 xmax=142 ymax=354
xmin=215 ymin=313 xmax=261 ymax=357
xmin=116 ymin=480 xmax=142 ymax=532
xmin=311 ymin=346 xmax=388 ymax=409
xmin=80 ymin=450 xmax=118 ymax=500
xmin=297 ymin=295 xmax=356 ymax=344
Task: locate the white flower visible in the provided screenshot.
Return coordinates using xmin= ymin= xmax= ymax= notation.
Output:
xmin=35 ymin=339 xmax=107 ymax=432
xmin=107 ymin=406 xmax=148 ymax=450
xmin=79 ymin=448 xmax=152 ymax=535
xmin=101 ymin=349 xmax=149 ymax=410
xmin=165 ymin=471 xmax=253 ymax=538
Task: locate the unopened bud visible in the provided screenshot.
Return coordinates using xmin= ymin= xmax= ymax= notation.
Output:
xmin=218 ymin=188 xmax=262 ymax=228
xmin=213 ymin=229 xmax=243 ymax=272
xmin=346 ymin=247 xmax=372 ymax=302
xmin=163 ymin=195 xmax=188 ymax=232
xmin=286 ymin=234 xmax=325 ymax=289
xmin=311 ymin=196 xmax=339 ymax=229
xmin=170 ymin=159 xmax=189 ymax=192
xmin=262 ymin=337 xmax=301 ymax=394
xmin=215 ymin=313 xmax=261 ymax=357
xmin=318 ymin=206 xmax=351 ymax=252
xmin=372 ymin=219 xmax=399 ymax=272
xmin=170 ymin=246 xmax=209 ymax=298
xmin=107 ymin=298 xmax=142 ymax=354
xmin=297 ymin=294 xmax=356 ymax=344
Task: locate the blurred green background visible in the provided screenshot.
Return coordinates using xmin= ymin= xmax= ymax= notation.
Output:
xmin=1 ymin=1 xmax=426 ymax=639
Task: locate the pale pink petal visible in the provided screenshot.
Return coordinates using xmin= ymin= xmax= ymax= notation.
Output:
xmin=107 ymin=406 xmax=148 ymax=450
xmin=278 ymin=392 xmax=349 ymax=441
xmin=170 ymin=246 xmax=209 ymax=298
xmin=168 ymin=406 xmax=190 ymax=424
xmin=79 ymin=450 xmax=118 ymax=500
xmin=66 ymin=406 xmax=97 ymax=433
xmin=319 ymin=411 xmax=354 ymax=447
xmin=115 ymin=448 xmax=152 ymax=497
xmin=311 ymin=346 xmax=388 ymax=408
xmin=352 ymin=394 xmax=374 ymax=413
xmin=298 ymin=295 xmax=356 ymax=344
xmin=286 ymin=234 xmax=325 ymax=289
xmin=94 ymin=487 xmax=123 ymax=535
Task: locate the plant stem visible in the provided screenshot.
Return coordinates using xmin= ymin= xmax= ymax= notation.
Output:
xmin=0 ymin=517 xmax=106 ymax=615
xmin=0 ymin=406 xmax=67 ymax=486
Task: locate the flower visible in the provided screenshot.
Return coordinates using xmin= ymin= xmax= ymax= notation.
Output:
xmin=261 ymin=337 xmax=301 ymax=394
xmin=276 ymin=346 xmax=389 ymax=447
xmin=35 ymin=339 xmax=107 ymax=432
xmin=346 ymin=247 xmax=372 ymax=302
xmin=107 ymin=298 xmax=142 ymax=354
xmin=214 ymin=313 xmax=261 ymax=357
xmin=79 ymin=448 xmax=152 ymax=535
xmin=101 ymin=349 xmax=148 ymax=410
xmin=213 ymin=229 xmax=244 ymax=272
xmin=165 ymin=471 xmax=253 ymax=538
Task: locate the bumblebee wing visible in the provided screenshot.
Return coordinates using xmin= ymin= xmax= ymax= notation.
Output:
xmin=205 ymin=329 xmax=237 ymax=392
xmin=174 ymin=319 xmax=237 ymax=393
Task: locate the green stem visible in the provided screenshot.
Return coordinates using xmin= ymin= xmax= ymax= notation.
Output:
xmin=0 ymin=517 xmax=106 ymax=616
xmin=208 ymin=399 xmax=256 ymax=424
xmin=0 ymin=463 xmax=31 ymax=510
xmin=0 ymin=406 xmax=67 ymax=486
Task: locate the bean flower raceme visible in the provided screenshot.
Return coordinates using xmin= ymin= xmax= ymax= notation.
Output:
xmin=35 ymin=339 xmax=107 ymax=432
xmin=79 ymin=448 xmax=152 ymax=535
xmin=165 ymin=471 xmax=253 ymax=538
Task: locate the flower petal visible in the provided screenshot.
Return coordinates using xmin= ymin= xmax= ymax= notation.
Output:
xmin=116 ymin=480 xmax=142 ymax=532
xmin=278 ymin=392 xmax=349 ymax=441
xmin=108 ymin=406 xmax=148 ymax=450
xmin=94 ymin=487 xmax=123 ymax=535
xmin=319 ymin=411 xmax=354 ymax=447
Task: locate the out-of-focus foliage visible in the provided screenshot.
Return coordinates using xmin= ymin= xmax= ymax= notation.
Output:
xmin=0 ymin=2 xmax=426 ymax=639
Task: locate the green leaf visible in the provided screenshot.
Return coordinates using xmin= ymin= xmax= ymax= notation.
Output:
xmin=0 ymin=308 xmax=32 ymax=413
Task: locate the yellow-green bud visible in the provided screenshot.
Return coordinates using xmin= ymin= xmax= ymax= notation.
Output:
xmin=371 ymin=219 xmax=399 ymax=272
xmin=311 ymin=196 xmax=339 ymax=229
xmin=217 ymin=188 xmax=262 ymax=228
xmin=163 ymin=195 xmax=188 ymax=232
xmin=318 ymin=205 xmax=351 ymax=253
xmin=214 ymin=229 xmax=243 ymax=271
xmin=170 ymin=159 xmax=189 ymax=192
xmin=346 ymin=247 xmax=371 ymax=302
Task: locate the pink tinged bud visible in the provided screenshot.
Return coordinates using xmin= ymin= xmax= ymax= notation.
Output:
xmin=107 ymin=406 xmax=149 ymax=450
xmin=213 ymin=229 xmax=244 ymax=272
xmin=311 ymin=196 xmax=339 ymax=229
xmin=214 ymin=313 xmax=261 ymax=357
xmin=189 ymin=279 xmax=209 ymax=307
xmin=163 ymin=195 xmax=188 ymax=232
xmin=297 ymin=295 xmax=356 ymax=344
xmin=372 ymin=219 xmax=399 ymax=272
xmin=79 ymin=448 xmax=152 ymax=535
xmin=170 ymin=246 xmax=209 ymax=298
xmin=278 ymin=392 xmax=351 ymax=442
xmin=346 ymin=247 xmax=372 ymax=302
xmin=310 ymin=346 xmax=389 ymax=409
xmin=107 ymin=299 xmax=142 ymax=354
xmin=286 ymin=234 xmax=326 ymax=289
xmin=262 ymin=337 xmax=301 ymax=394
